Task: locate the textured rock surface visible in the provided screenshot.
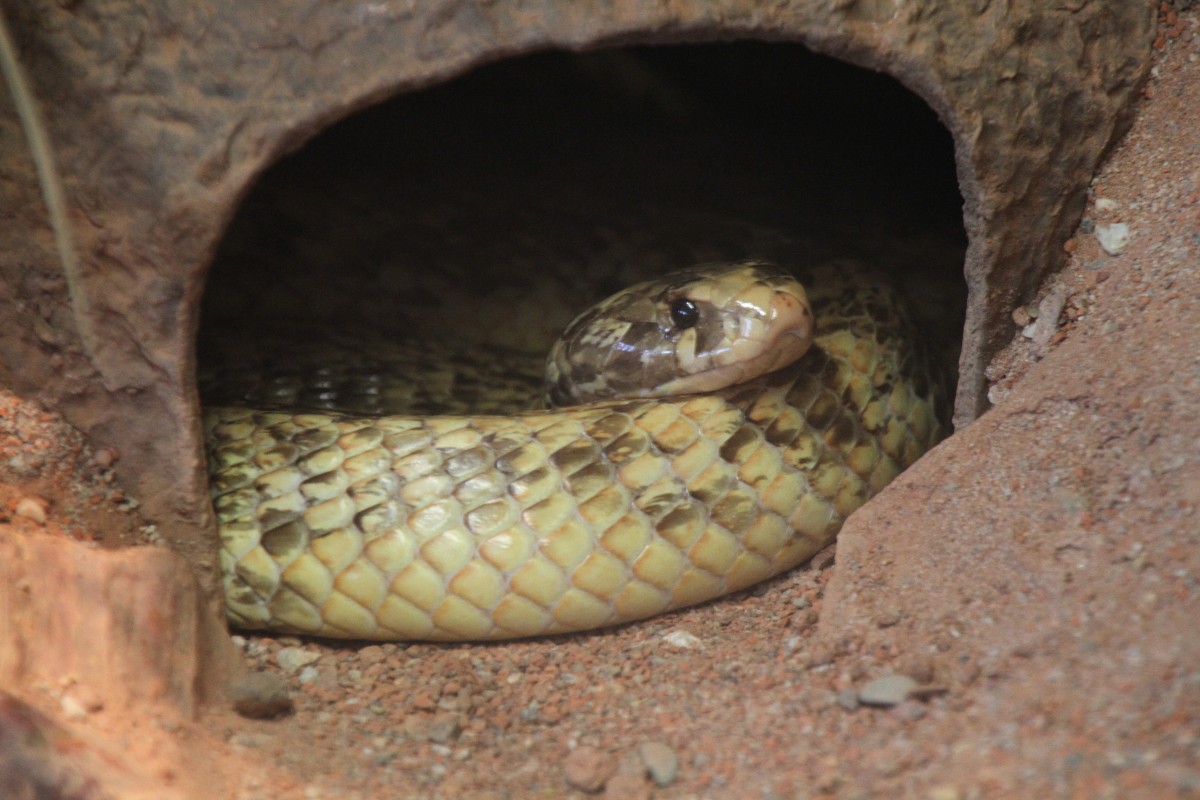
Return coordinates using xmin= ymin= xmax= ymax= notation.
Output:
xmin=0 ymin=2 xmax=1154 ymax=653
xmin=0 ymin=528 xmax=224 ymax=716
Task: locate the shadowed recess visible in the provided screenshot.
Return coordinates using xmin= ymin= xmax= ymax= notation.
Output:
xmin=198 ymin=42 xmax=966 ymax=407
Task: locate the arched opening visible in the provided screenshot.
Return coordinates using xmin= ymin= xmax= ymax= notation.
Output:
xmin=198 ymin=43 xmax=965 ymax=413
xmin=197 ymin=38 xmax=965 ymax=637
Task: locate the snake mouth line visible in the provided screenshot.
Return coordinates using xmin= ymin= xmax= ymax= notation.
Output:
xmin=667 ymin=324 xmax=815 ymax=398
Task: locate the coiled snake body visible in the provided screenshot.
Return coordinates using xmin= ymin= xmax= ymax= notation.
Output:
xmin=204 ymin=260 xmax=945 ymax=640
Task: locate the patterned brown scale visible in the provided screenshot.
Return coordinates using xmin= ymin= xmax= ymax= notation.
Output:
xmin=204 ymin=260 xmax=948 ymax=639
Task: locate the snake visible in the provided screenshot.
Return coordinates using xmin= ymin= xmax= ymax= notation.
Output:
xmin=203 ymin=259 xmax=947 ymax=640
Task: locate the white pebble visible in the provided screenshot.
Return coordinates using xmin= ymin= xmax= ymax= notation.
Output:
xmin=15 ymin=496 xmax=48 ymax=524
xmin=275 ymin=646 xmax=321 ymax=672
xmin=60 ymin=694 xmax=88 ymax=721
xmin=1094 ymin=197 xmax=1119 ymax=212
xmin=662 ymin=629 xmax=702 ymax=649
xmin=1095 ymin=222 xmax=1130 ymax=255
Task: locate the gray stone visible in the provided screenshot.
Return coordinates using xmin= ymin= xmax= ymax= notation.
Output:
xmin=638 ymin=741 xmax=680 ymax=787
xmin=858 ymin=675 xmax=919 ymax=707
xmin=231 ymin=672 xmax=293 ymax=720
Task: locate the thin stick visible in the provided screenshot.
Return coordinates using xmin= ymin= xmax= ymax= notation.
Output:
xmin=0 ymin=9 xmax=95 ymax=354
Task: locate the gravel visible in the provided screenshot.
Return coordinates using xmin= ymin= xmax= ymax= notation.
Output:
xmin=231 ymin=672 xmax=294 ymax=720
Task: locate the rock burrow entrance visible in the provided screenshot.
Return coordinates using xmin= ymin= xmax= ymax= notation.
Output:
xmin=198 ymin=44 xmax=967 ymax=410
xmin=0 ymin=2 xmax=1154 ymax=711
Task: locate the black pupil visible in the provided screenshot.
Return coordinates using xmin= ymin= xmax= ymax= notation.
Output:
xmin=669 ymin=298 xmax=700 ymax=330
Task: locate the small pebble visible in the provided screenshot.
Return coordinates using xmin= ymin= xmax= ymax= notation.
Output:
xmin=520 ymin=700 xmax=540 ymax=723
xmin=68 ymin=684 xmax=103 ymax=714
xmin=228 ymin=731 xmax=274 ymax=748
xmin=896 ymin=654 xmax=936 ymax=684
xmin=428 ymin=713 xmax=461 ymax=744
xmin=564 ymin=745 xmax=615 ymax=793
xmin=1094 ymin=197 xmax=1119 ymax=212
xmin=7 ymin=454 xmax=34 ymax=477
xmin=662 ymin=629 xmax=702 ymax=649
xmin=60 ymin=693 xmax=88 ymax=721
xmin=890 ymin=700 xmax=928 ymax=721
xmin=858 ymin=674 xmax=919 ymax=707
xmin=638 ymin=741 xmax=679 ymax=787
xmin=875 ymin=608 xmax=902 ymax=628
xmin=1026 ymin=286 xmax=1068 ymax=346
xmin=928 ymin=785 xmax=963 ymax=800
xmin=276 ymin=646 xmax=321 ymax=672
xmin=606 ymin=755 xmax=652 ymax=800
xmin=232 ymin=672 xmax=293 ymax=719
xmin=810 ymin=547 xmax=837 ymax=570
xmin=357 ymin=645 xmax=388 ymax=666
xmin=1095 ymin=222 xmax=1130 ymax=255
xmin=804 ymin=642 xmax=838 ymax=668
xmin=837 ymin=688 xmax=860 ymax=711
xmin=15 ymin=496 xmax=48 ymax=524
xmin=411 ymin=691 xmax=437 ymax=711
xmin=92 ymin=448 xmax=117 ymax=469
xmin=401 ymin=715 xmax=431 ymax=741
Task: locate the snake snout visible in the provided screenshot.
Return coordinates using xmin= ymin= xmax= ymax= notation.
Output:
xmin=715 ymin=285 xmax=814 ymax=383
xmin=644 ymin=266 xmax=815 ymax=396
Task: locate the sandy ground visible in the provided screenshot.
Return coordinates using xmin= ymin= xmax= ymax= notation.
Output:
xmin=1 ymin=8 xmax=1198 ymax=799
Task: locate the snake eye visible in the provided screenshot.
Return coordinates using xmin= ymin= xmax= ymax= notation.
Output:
xmin=669 ymin=298 xmax=700 ymax=330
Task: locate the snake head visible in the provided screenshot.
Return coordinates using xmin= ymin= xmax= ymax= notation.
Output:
xmin=545 ymin=260 xmax=814 ymax=407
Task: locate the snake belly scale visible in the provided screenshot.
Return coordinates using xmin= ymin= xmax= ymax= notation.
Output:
xmin=204 ymin=261 xmax=945 ymax=640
